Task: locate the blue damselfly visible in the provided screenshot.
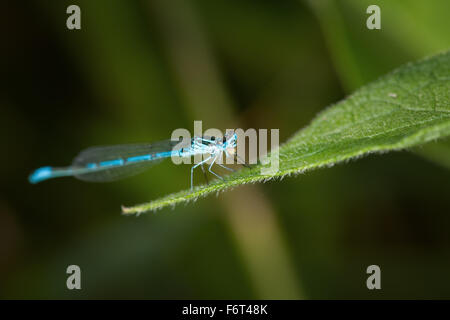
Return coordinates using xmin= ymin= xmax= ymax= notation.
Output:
xmin=29 ymin=132 xmax=246 ymax=190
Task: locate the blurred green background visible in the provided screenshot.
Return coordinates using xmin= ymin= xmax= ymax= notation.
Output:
xmin=1 ymin=0 xmax=450 ymax=299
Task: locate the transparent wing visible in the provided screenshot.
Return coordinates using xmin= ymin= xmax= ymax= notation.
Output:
xmin=72 ymin=139 xmax=185 ymax=182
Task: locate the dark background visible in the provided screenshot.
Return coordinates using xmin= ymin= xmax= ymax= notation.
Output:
xmin=1 ymin=0 xmax=450 ymax=299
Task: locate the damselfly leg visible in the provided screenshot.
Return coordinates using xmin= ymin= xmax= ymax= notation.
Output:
xmin=207 ymin=155 xmax=224 ymax=181
xmin=218 ymin=152 xmax=236 ymax=172
xmin=200 ymin=163 xmax=209 ymax=185
xmin=235 ymin=154 xmax=251 ymax=168
xmin=191 ymin=155 xmax=212 ymax=191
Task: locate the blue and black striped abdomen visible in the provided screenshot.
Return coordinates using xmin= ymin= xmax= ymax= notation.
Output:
xmin=71 ymin=140 xmax=181 ymax=182
xmin=28 ymin=137 xmax=199 ymax=184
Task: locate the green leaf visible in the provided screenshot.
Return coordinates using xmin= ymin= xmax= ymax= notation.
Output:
xmin=122 ymin=51 xmax=450 ymax=215
xmin=309 ymin=0 xmax=450 ymax=171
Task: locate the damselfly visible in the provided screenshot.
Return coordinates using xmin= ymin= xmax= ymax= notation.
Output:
xmin=29 ymin=132 xmax=245 ymax=190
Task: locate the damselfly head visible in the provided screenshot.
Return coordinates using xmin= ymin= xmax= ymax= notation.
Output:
xmin=224 ymin=132 xmax=237 ymax=155
xmin=224 ymin=132 xmax=237 ymax=146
